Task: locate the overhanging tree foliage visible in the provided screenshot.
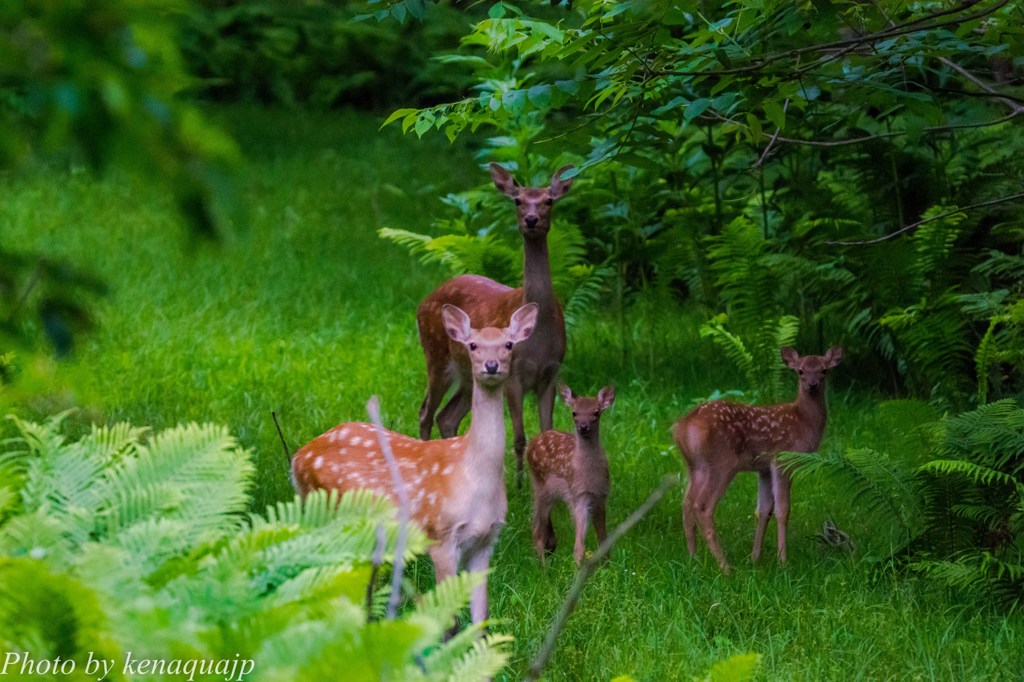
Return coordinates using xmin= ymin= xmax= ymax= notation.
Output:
xmin=372 ymin=0 xmax=1023 ymax=404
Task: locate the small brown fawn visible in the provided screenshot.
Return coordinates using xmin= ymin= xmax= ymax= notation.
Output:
xmin=417 ymin=163 xmax=573 ymax=481
xmin=526 ymin=384 xmax=615 ymax=565
xmin=673 ymin=346 xmax=843 ymax=573
xmin=291 ymin=303 xmax=538 ymax=625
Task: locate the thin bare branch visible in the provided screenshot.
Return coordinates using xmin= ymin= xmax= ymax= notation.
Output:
xmin=367 ymin=395 xmax=411 ymax=620
xmin=938 ymin=56 xmax=1024 ymax=112
xmin=524 ymin=474 xmax=678 ymax=682
xmin=653 ymin=0 xmax=1007 ymax=79
xmin=755 ymin=96 xmax=791 ymax=168
xmin=776 ymin=109 xmax=1024 ymax=147
xmin=828 ymin=191 xmax=1024 ymax=246
xmin=271 ymin=411 xmax=292 ymax=464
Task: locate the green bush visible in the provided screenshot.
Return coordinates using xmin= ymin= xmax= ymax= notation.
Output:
xmin=0 ymin=413 xmax=509 ymax=681
xmin=180 ymin=1 xmax=475 ymax=109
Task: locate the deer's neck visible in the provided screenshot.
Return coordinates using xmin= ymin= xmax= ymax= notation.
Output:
xmin=464 ymin=382 xmax=507 ymax=477
xmin=574 ymin=429 xmax=604 ymax=459
xmin=793 ymin=387 xmax=828 ymax=437
xmin=522 ymin=236 xmax=555 ymax=312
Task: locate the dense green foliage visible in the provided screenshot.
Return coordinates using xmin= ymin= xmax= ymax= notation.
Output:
xmin=380 ymin=0 xmax=1024 ymax=405
xmin=181 ymin=1 xmax=474 ymax=109
xmin=3 ymin=109 xmax=1022 ymax=679
xmin=0 ymin=413 xmax=509 ymax=681
xmin=785 ymin=398 xmax=1024 ymax=608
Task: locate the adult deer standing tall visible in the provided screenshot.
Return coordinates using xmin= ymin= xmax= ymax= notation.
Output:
xmin=672 ymin=346 xmax=843 ymax=573
xmin=417 ymin=163 xmax=573 ymax=480
xmin=291 ymin=303 xmax=538 ymax=626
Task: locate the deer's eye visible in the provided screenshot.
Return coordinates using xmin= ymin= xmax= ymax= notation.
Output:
xmin=545 ymin=198 xmax=553 ymax=206
xmin=469 ymin=343 xmax=478 ymax=351
xmin=822 ymin=369 xmax=828 ymax=375
xmin=571 ymin=412 xmax=577 ymax=418
xmin=514 ymin=198 xmax=522 ymax=206
xmin=593 ymin=411 xmax=600 ymax=417
xmin=505 ymin=342 xmax=513 ymax=350
xmin=798 ymin=369 xmax=804 ymax=375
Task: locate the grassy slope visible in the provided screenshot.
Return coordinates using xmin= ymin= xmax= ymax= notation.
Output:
xmin=3 ymin=108 xmax=1020 ymax=681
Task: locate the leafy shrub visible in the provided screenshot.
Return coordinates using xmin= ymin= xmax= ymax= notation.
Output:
xmin=0 ymin=414 xmax=509 ymax=680
xmin=180 ymin=1 xmax=475 ymax=109
xmin=786 ymin=400 xmax=1024 ymax=609
xmin=381 ymin=0 xmax=1024 ymax=404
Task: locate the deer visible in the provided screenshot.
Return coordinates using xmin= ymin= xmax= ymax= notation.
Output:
xmin=672 ymin=346 xmax=843 ymax=574
xmin=291 ymin=303 xmax=538 ymax=626
xmin=416 ymin=162 xmax=574 ymax=482
xmin=526 ymin=384 xmax=615 ymax=565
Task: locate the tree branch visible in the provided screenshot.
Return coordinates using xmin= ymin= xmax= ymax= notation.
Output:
xmin=367 ymin=395 xmax=411 ymax=620
xmin=775 ymin=108 xmax=1024 ymax=147
xmin=827 ymin=191 xmax=1024 ymax=245
xmin=653 ymin=0 xmax=1007 ymax=79
xmin=524 ymin=474 xmax=678 ymax=682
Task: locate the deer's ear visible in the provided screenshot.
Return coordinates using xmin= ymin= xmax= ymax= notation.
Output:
xmin=442 ymin=304 xmax=473 ymax=344
xmin=558 ymin=383 xmax=574 ymax=405
xmin=507 ymin=303 xmax=538 ymax=344
xmin=824 ymin=346 xmax=844 ymax=368
xmin=597 ymin=385 xmax=616 ymax=411
xmin=549 ymin=165 xmax=575 ymax=200
xmin=780 ymin=346 xmax=800 ymax=369
xmin=490 ymin=162 xmax=519 ymax=197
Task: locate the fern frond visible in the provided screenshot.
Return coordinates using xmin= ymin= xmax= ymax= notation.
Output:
xmin=99 ymin=422 xmax=253 ymax=537
xmin=78 ymin=422 xmax=150 ymax=467
xmin=378 ymin=227 xmax=518 ymax=284
xmin=910 ymin=204 xmax=967 ymax=294
xmin=416 ymin=571 xmax=486 ymax=629
xmin=880 ymin=290 xmax=973 ymax=396
xmin=915 ymin=468 xmax=979 ymax=557
xmin=972 ymin=249 xmax=1024 ymax=281
xmin=920 ymin=459 xmax=1024 ymax=493
xmin=767 ymin=315 xmax=800 ymax=402
xmin=700 ymin=314 xmax=756 ymax=388
xmin=562 ymin=264 xmax=613 ymax=330
xmin=269 ymin=565 xmax=373 ymax=608
xmin=912 ymin=552 xmax=1023 ymax=608
xmin=261 ymin=489 xmax=400 ymax=529
xmin=783 ymin=448 xmax=918 ymax=540
xmin=0 ymin=510 xmax=75 ymax=564
xmin=441 ymin=632 xmax=513 ymax=682
xmin=927 ymin=399 xmax=1024 ymax=471
xmin=4 ymin=414 xmax=112 ymax=545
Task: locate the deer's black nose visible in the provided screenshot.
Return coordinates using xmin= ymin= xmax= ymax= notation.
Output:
xmin=525 ymin=215 xmax=539 ymax=229
xmin=485 ymin=360 xmax=499 ymax=374
xmin=578 ymin=423 xmax=591 ymax=435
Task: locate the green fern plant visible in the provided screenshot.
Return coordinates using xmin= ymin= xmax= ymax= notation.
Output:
xmin=784 ymin=400 xmax=1023 ymax=608
xmin=379 ymin=196 xmax=607 ymax=330
xmin=782 ymin=446 xmax=922 ymax=551
xmin=0 ymin=414 xmax=510 ymax=680
xmin=699 ymin=312 xmax=799 ymax=402
xmin=967 ymin=249 xmax=1024 ymax=404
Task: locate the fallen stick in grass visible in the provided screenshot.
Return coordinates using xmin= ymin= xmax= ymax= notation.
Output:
xmin=525 ymin=474 xmax=679 ymax=682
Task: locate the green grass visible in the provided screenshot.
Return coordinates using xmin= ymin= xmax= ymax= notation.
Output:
xmin=2 ymin=107 xmax=1021 ymax=681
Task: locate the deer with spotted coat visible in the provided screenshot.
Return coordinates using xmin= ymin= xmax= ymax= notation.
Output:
xmin=526 ymin=384 xmax=615 ymax=565
xmin=417 ymin=163 xmax=573 ymax=482
xmin=291 ymin=303 xmax=538 ymax=626
xmin=672 ymin=346 xmax=843 ymax=573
